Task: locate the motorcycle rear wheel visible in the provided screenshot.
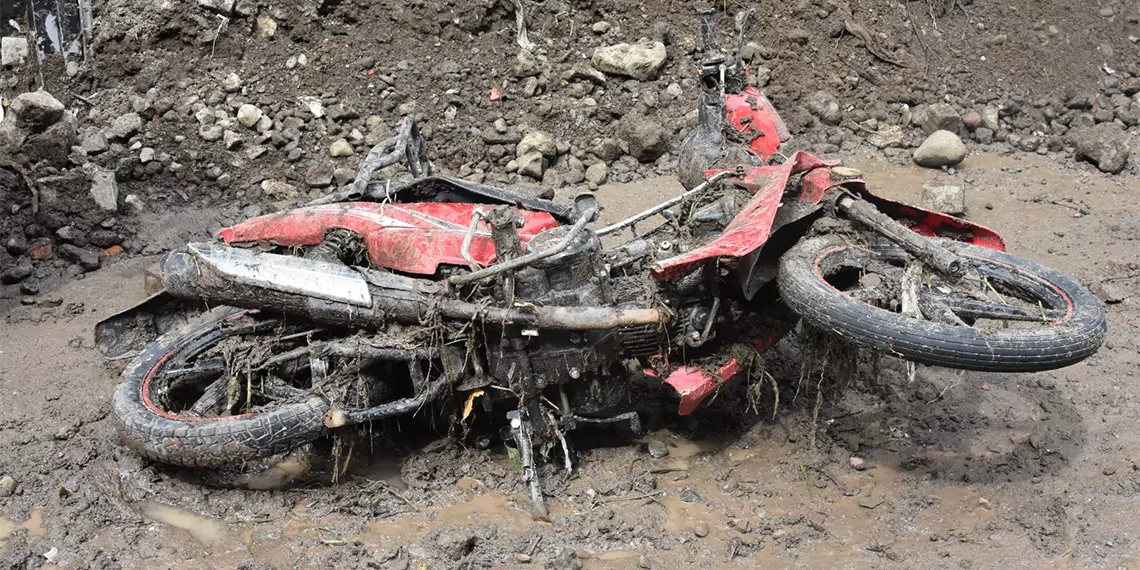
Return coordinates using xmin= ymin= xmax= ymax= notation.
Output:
xmin=777 ymin=234 xmax=1106 ymax=372
xmin=111 ymin=307 xmax=330 ymax=468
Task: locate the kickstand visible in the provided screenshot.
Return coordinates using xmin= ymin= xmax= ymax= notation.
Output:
xmin=507 ymin=410 xmax=549 ymax=521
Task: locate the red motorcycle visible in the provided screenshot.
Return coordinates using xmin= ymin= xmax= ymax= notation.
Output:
xmin=97 ymin=9 xmax=1105 ymax=515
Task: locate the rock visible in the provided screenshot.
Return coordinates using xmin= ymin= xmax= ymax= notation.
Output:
xmin=81 ymin=131 xmax=109 ymax=154
xmin=617 ymin=116 xmax=670 ymax=162
xmin=517 ymin=151 xmax=546 ymax=179
xmin=962 ymin=110 xmax=983 ymax=130
xmin=665 ymin=82 xmax=684 ymax=100
xmin=585 ymin=162 xmax=608 ymax=185
xmin=591 ymin=42 xmax=668 ymax=81
xmin=516 ymin=131 xmax=557 ymax=159
xmin=591 ymin=21 xmax=611 ymax=34
xmin=1069 ymin=124 xmax=1131 ymax=174
xmin=199 ymin=124 xmax=224 ymax=141
xmin=11 ymin=91 xmax=64 ymax=130
xmin=1 ymin=37 xmax=28 ymax=67
xmin=108 ymin=113 xmax=143 ymax=140
xmin=1 ymin=258 xmax=33 ymax=284
xmin=680 ymin=489 xmax=703 ymax=504
xmin=223 ymin=130 xmax=242 ymax=149
xmin=693 ymin=523 xmax=709 ymax=538
xmin=981 ymin=106 xmax=1000 ymax=132
xmin=973 ymin=127 xmax=994 ymax=145
xmin=256 ymin=14 xmax=277 ymax=39
xmin=222 ymin=72 xmax=243 ymax=93
xmin=0 ymin=475 xmax=14 ymax=497
xmin=913 ymin=130 xmax=967 ymax=168
xmin=59 ymin=244 xmax=100 ymax=271
xmin=849 ymin=456 xmax=869 ymax=470
xmin=139 ymin=147 xmax=155 ymax=163
xmin=921 ymin=182 xmax=966 ymax=216
xmin=198 ymin=0 xmax=234 ymax=14
xmin=866 ymin=125 xmax=906 ymax=149
xmin=305 ymin=164 xmax=335 ymax=187
xmin=590 ymin=137 xmax=625 ymax=162
xmin=1096 ymin=281 xmax=1127 ymax=304
xmin=332 ymin=167 xmax=356 ymax=186
xmin=261 ymin=179 xmax=298 ymax=198
xmin=805 ymin=91 xmax=841 ymax=125
xmin=329 ymin=139 xmax=354 ymax=157
xmin=923 ymin=103 xmax=963 ymax=134
xmin=89 ymin=167 xmax=119 ymax=211
xmin=646 ymin=440 xmax=668 ymax=458
xmin=237 ymin=104 xmax=263 ymax=128
xmin=512 ymin=49 xmax=542 ymax=78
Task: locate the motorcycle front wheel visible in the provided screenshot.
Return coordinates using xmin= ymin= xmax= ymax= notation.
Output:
xmin=777 ymin=234 xmax=1106 ymax=372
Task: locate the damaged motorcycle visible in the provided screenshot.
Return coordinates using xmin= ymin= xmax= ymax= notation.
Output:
xmin=96 ymin=8 xmax=1106 ymax=517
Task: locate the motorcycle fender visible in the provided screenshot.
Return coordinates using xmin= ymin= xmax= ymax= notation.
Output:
xmin=94 ymin=291 xmax=198 ymax=360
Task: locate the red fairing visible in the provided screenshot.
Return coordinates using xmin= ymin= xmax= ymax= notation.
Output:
xmin=217 ymin=202 xmax=560 ymax=275
xmin=725 ymin=86 xmax=791 ymax=162
xmin=651 ymin=151 xmax=838 ymax=281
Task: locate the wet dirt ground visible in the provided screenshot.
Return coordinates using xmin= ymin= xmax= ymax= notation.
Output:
xmin=1 ymin=152 xmax=1139 ymax=569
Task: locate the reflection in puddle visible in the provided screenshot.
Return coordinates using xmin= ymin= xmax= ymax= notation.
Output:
xmin=138 ymin=501 xmax=228 ymax=545
xmin=350 ymin=454 xmax=408 ymax=490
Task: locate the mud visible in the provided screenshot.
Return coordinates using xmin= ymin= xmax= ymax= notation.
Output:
xmin=0 ymin=150 xmax=1138 ymax=568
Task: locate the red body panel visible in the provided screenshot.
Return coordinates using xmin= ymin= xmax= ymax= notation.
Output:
xmin=217 ymin=202 xmax=559 ymax=275
xmin=725 ymin=86 xmax=790 ymax=162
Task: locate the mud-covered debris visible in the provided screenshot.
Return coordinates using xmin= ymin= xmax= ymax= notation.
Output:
xmin=646 ymin=440 xmax=669 ymax=458
xmin=0 ymin=475 xmax=14 ymax=497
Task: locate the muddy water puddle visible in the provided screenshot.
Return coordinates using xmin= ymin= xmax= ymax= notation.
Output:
xmin=0 ymin=508 xmax=45 ymax=557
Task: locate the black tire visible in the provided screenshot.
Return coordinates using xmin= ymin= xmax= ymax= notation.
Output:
xmin=111 ymin=307 xmax=331 ymax=468
xmin=777 ymin=235 xmax=1107 ymax=372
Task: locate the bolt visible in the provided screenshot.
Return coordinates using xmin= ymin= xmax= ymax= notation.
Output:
xmin=569 ymin=368 xmax=581 ymax=379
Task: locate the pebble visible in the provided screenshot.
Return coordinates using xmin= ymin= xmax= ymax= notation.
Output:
xmin=849 ymin=456 xmax=869 ymax=470
xmin=329 ymin=139 xmax=354 ymax=157
xmin=139 ymin=147 xmax=155 ymax=163
xmin=646 ymin=440 xmax=669 ymax=458
xmin=108 ymin=112 xmax=143 ymax=140
xmin=223 ymin=130 xmax=242 ymax=149
xmin=591 ymin=21 xmax=611 ymax=34
xmin=237 ymin=104 xmax=263 ymax=128
xmin=693 ymin=522 xmax=709 ymax=537
xmin=0 ymin=475 xmax=14 ymax=497
xmin=222 ymin=72 xmax=243 ymax=93
xmin=921 ymin=182 xmax=966 ymax=215
xmin=514 ymin=553 xmax=532 ymax=563
xmin=199 ymin=125 xmax=224 ymax=141
xmin=680 ymin=488 xmax=703 ymax=504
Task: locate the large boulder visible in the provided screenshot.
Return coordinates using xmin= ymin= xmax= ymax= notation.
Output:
xmin=1068 ymin=123 xmax=1131 ymax=174
xmin=591 ymin=42 xmax=667 ymax=81
xmin=617 ymin=115 xmax=670 ymax=162
xmin=913 ymin=130 xmax=966 ymax=168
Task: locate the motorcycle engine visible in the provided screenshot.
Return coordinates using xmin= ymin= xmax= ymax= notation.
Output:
xmin=513 ymin=225 xmax=606 ymax=306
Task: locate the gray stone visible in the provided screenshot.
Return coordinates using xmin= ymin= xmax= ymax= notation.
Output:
xmin=1 ymin=258 xmax=33 ymax=284
xmin=516 ymin=131 xmax=557 ymax=158
xmin=1069 ymin=123 xmax=1131 ymax=174
xmin=198 ymin=0 xmax=234 ymax=13
xmin=517 ymin=151 xmax=546 ymax=179
xmin=11 ymin=91 xmax=64 ymax=130
xmin=805 ymin=91 xmax=841 ymax=125
xmin=1 ymin=37 xmax=28 ymax=67
xmin=591 ymin=21 xmax=611 ymax=34
xmin=305 ymin=165 xmax=335 ymax=187
xmin=222 ymin=72 xmax=243 ymax=93
xmin=256 ymin=14 xmax=277 ymax=39
xmin=913 ymin=130 xmax=967 ymax=168
xmin=617 ymin=116 xmax=670 ymax=162
xmin=81 ymin=131 xmax=109 ymax=154
xmin=108 ymin=113 xmax=143 ymax=140
xmin=512 ymin=49 xmax=542 ymax=78
xmin=223 ymin=130 xmax=242 ymax=149
xmin=199 ymin=124 xmax=224 ymax=141
xmin=139 ymin=147 xmax=155 ymax=163
xmin=237 ymin=104 xmax=263 ymax=128
xmin=0 ymin=475 xmax=14 ymax=497
xmin=89 ymin=167 xmax=119 ymax=211
xmin=646 ymin=440 xmax=669 ymax=458
xmin=590 ymin=137 xmax=625 ymax=162
xmin=59 ymin=244 xmax=101 ymax=271
xmin=866 ymin=125 xmax=906 ymax=149
xmin=585 ymin=162 xmax=608 ymax=185
xmin=981 ymin=106 xmax=1000 ymax=132
xmin=332 ymin=167 xmax=356 ymax=186
xmin=591 ymin=42 xmax=668 ymax=81
xmin=329 ymin=138 xmax=354 ymax=157
xmin=923 ymin=103 xmax=963 ymax=134
xmin=921 ymin=182 xmax=965 ymax=215
xmin=974 ymin=127 xmax=994 ymax=145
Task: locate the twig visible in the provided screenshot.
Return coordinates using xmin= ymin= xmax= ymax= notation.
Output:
xmin=526 ymin=534 xmax=542 ymax=556
xmin=73 ymin=93 xmax=95 ymax=106
xmin=3 ymin=162 xmax=38 ymax=215
xmin=591 ymin=490 xmax=665 ymax=508
xmin=926 ymin=381 xmax=959 ymax=404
